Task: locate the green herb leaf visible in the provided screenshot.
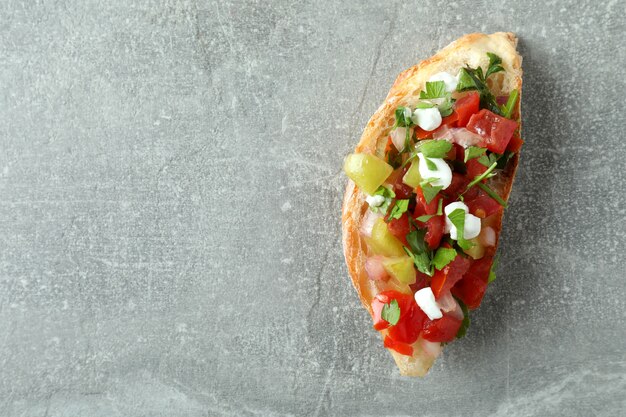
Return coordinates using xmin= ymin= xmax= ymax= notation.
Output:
xmin=496 ymin=151 xmax=515 ymax=169
xmin=393 ymin=106 xmax=414 ymax=128
xmin=418 ymin=140 xmax=453 ymax=159
xmin=415 ymin=214 xmax=434 ymax=222
xmin=485 ymin=52 xmax=505 ymax=79
xmin=381 ymin=299 xmax=400 ymax=326
xmin=466 ymin=162 xmax=498 ymax=190
xmin=387 ymin=199 xmax=409 ymax=221
xmin=476 ymin=182 xmax=508 ymax=208
xmin=369 ymin=185 xmax=396 ymax=214
xmin=447 ymin=208 xmax=473 ymax=250
xmin=425 ymin=158 xmax=438 ymax=171
xmin=421 ymin=183 xmax=442 ymax=204
xmin=420 ymin=81 xmax=446 ymax=99
xmin=414 ymin=101 xmax=436 ymax=109
xmin=464 ymin=146 xmax=487 ymax=162
xmin=488 ymin=255 xmax=500 ymax=283
xmin=478 ymin=152 xmax=499 ymax=167
xmin=456 ymin=68 xmax=476 ymax=91
xmin=432 ymin=247 xmax=457 ymax=270
xmin=500 ymin=89 xmax=518 ymax=119
xmin=455 ymin=298 xmax=471 ymax=339
xmin=454 ymin=53 xmax=505 ymax=115
xmin=415 ymin=200 xmax=442 ymax=222
xmin=438 ymin=97 xmax=454 ymax=117
xmin=404 ymin=228 xmax=433 ymax=276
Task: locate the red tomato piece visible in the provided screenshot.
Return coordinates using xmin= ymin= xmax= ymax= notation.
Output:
xmin=386 ymin=212 xmax=410 ymax=246
xmin=466 ymin=109 xmax=519 ymax=154
xmin=413 ymin=189 xmax=444 ymax=249
xmin=507 ymin=134 xmax=524 ymax=152
xmin=430 ymin=255 xmax=471 ymax=299
xmin=409 ymin=271 xmax=430 ymax=293
xmin=452 ymin=256 xmax=493 ymax=309
xmin=384 ymin=336 xmax=413 ymax=356
xmin=371 ymin=291 xmax=426 ymax=344
xmin=441 ymin=111 xmax=459 ymax=127
xmin=466 ymin=192 xmax=503 ymax=218
xmin=466 ymin=158 xmax=488 ymax=179
xmin=454 ymin=92 xmax=480 ymax=127
xmin=415 ymin=128 xmax=432 ymax=140
xmin=444 ymin=173 xmax=468 ymax=202
xmin=422 ymin=314 xmax=463 ymax=342
xmin=387 ymin=167 xmax=414 ymax=200
xmin=415 ymin=188 xmax=440 ymax=215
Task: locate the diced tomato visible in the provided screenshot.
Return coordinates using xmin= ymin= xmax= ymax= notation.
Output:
xmin=452 ymin=256 xmax=493 ymax=309
xmin=422 ymin=314 xmax=463 ymax=342
xmin=415 ymin=188 xmax=440 ymax=216
xmin=409 ymin=271 xmax=430 ymax=293
xmin=441 ymin=111 xmax=458 ymax=127
xmin=387 ymin=296 xmax=426 ymax=344
xmin=466 ymin=192 xmax=503 ymax=218
xmin=446 ymin=145 xmax=457 ymax=160
xmin=371 ymin=291 xmax=426 ymax=344
xmin=384 ymin=136 xmax=394 ymax=154
xmin=430 ymin=255 xmax=471 ymax=299
xmin=507 ymin=134 xmax=524 ymax=152
xmin=386 ymin=167 xmax=414 ymax=199
xmin=386 ymin=212 xmax=410 ymax=246
xmin=453 ymin=143 xmax=465 ymax=162
xmin=444 ymin=173 xmax=468 ymax=201
xmin=415 ymin=128 xmax=433 ymax=140
xmin=424 ymin=216 xmax=444 ymax=250
xmin=384 ymin=336 xmax=413 ymax=356
xmin=466 ymin=158 xmax=487 ymax=179
xmin=454 ymin=92 xmax=480 ymax=127
xmin=466 ymin=109 xmax=519 ymax=154
xmin=413 ymin=190 xmax=445 ymax=249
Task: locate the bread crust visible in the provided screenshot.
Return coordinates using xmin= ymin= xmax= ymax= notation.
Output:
xmin=341 ymin=33 xmax=522 ymax=376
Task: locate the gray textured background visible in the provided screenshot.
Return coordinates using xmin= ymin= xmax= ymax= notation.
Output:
xmin=0 ymin=0 xmax=624 ymax=416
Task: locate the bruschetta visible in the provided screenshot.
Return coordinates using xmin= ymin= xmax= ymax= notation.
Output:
xmin=342 ymin=32 xmax=522 ymax=376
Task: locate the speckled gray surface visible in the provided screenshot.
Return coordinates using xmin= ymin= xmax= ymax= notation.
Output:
xmin=0 ymin=0 xmax=625 ymax=416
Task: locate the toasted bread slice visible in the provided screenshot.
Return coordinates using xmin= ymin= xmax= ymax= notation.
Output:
xmin=342 ymin=32 xmax=522 ymax=376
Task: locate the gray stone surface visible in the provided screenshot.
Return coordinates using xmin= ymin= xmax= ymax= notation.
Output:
xmin=0 ymin=0 xmax=624 ymax=416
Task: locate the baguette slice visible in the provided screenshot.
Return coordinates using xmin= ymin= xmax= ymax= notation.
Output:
xmin=342 ymin=32 xmax=522 ymax=376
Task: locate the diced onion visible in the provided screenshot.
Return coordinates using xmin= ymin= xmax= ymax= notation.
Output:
xmin=419 ymin=337 xmax=443 ymax=358
xmin=360 ymin=210 xmax=382 ymax=238
xmin=480 ymin=226 xmax=496 ymax=247
xmin=436 ymin=291 xmax=464 ymax=320
xmin=365 ymin=256 xmax=389 ymax=281
xmin=390 ymin=127 xmax=409 ymax=151
xmin=433 ymin=126 xmax=483 ymax=148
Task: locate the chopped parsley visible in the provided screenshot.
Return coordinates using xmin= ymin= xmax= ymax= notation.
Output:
xmin=447 ymin=208 xmax=473 ymax=250
xmin=418 ymin=140 xmax=453 ymax=159
xmin=420 ymin=182 xmax=442 ymax=204
xmin=488 ymin=255 xmax=500 ymax=283
xmin=432 ymin=247 xmax=457 ymax=270
xmin=404 ymin=227 xmax=433 ymax=276
xmin=369 ymin=185 xmax=395 ymax=214
xmin=464 ymin=146 xmax=487 ymax=163
xmin=381 ymin=299 xmax=400 ymax=326
xmin=476 ymin=182 xmax=508 ymax=208
xmin=456 ymin=53 xmax=505 ymax=116
xmin=419 ymin=81 xmax=455 ymax=117
xmin=387 ymin=199 xmax=409 ymax=221
xmin=500 ymin=89 xmax=518 ymax=119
